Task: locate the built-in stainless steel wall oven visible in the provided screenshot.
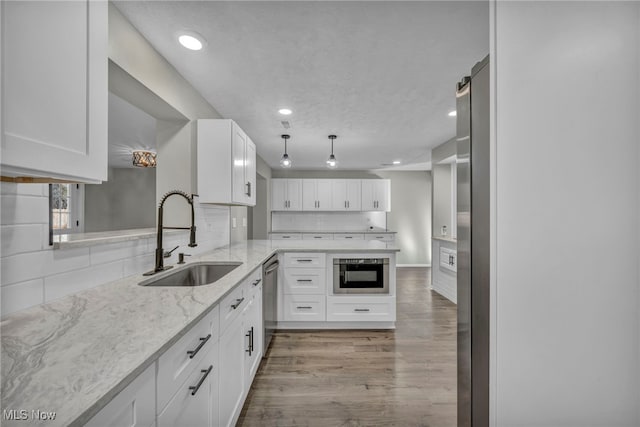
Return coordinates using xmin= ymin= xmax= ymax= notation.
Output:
xmin=333 ymin=258 xmax=389 ymax=294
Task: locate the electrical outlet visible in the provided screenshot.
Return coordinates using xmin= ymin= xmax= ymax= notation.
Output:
xmin=232 ymin=218 xmax=237 ymax=228
xmin=242 ymin=217 xmax=247 ymax=227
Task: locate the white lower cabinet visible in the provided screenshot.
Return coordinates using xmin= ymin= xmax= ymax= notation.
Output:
xmin=85 ymin=362 xmax=156 ymax=427
xmin=326 ymin=296 xmax=396 ymax=322
xmin=283 ymin=294 xmax=326 ymax=322
xmin=157 ymin=341 xmax=219 ymax=427
xmin=243 ymin=285 xmax=263 ymax=390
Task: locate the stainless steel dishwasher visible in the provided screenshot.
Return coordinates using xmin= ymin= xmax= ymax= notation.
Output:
xmin=262 ymin=255 xmax=279 ymax=356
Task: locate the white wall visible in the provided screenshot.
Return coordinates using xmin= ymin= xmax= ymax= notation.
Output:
xmin=0 ymin=182 xmax=229 ymax=317
xmin=493 ymin=1 xmax=640 ymax=425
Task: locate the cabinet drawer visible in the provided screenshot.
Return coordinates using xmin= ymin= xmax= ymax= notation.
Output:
xmin=220 ymin=283 xmax=246 ymax=333
xmin=365 ymin=234 xmax=395 ymax=242
xmin=302 ymin=233 xmax=333 ymax=240
xmin=333 ymin=233 xmax=365 ymax=240
xmin=270 ymin=233 xmax=301 ymax=240
xmin=157 ymin=306 xmax=219 ymax=412
xmin=244 ymin=267 xmax=263 ymax=299
xmin=283 ymin=294 xmax=326 ymax=321
xmin=284 ymin=252 xmax=326 ymax=268
xmin=326 ymin=296 xmax=396 ymax=322
xmin=158 ymin=342 xmax=218 ymax=427
xmin=86 ymin=362 xmax=156 ymax=427
xmin=283 ymin=268 xmax=326 ymax=294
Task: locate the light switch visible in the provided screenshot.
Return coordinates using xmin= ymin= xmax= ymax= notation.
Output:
xmin=232 ymin=218 xmax=237 ymax=228
xmin=242 ymin=217 xmax=247 ymax=227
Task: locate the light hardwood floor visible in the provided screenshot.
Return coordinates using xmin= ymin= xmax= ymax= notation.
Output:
xmin=237 ymin=267 xmax=457 ymax=426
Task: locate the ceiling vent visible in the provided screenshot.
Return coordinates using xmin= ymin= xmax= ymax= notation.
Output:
xmin=281 ymin=121 xmax=291 ymax=129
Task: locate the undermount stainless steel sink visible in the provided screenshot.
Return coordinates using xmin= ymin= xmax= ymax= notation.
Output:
xmin=139 ymin=262 xmax=242 ymax=287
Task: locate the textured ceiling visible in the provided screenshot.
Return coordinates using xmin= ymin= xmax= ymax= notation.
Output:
xmin=114 ymin=1 xmax=489 ymax=170
xmin=108 ymin=93 xmax=157 ymax=168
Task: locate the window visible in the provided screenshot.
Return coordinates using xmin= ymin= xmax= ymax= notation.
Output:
xmin=50 ymin=183 xmax=84 ymax=235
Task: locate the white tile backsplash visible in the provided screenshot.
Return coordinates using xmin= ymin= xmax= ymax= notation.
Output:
xmin=271 ymin=211 xmax=387 ymax=232
xmin=1 ymin=224 xmax=44 ymax=256
xmin=44 ymin=260 xmax=124 ymax=302
xmin=0 ymin=184 xmax=230 ymax=316
xmin=1 ymin=279 xmax=44 ymax=316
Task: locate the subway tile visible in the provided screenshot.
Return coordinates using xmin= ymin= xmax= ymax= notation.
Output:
xmin=1 ymin=247 xmax=91 ymax=286
xmin=1 ymin=279 xmax=44 ymax=317
xmin=1 ymin=224 xmax=45 ymax=256
xmin=0 ymin=183 xmax=47 ymax=197
xmin=90 ymin=240 xmax=149 ymax=265
xmin=44 ymin=260 xmax=124 ymax=302
xmin=124 ymin=253 xmax=155 ymax=277
xmin=1 ymin=194 xmax=49 ymax=225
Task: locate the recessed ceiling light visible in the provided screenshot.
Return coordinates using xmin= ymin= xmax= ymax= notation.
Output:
xmin=278 ymin=108 xmax=292 ymax=115
xmin=393 ymin=160 xmax=401 ymax=165
xmin=448 ymin=110 xmax=457 ymax=117
xmin=178 ymin=33 xmax=204 ymax=51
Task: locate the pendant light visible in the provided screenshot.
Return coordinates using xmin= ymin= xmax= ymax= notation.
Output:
xmin=280 ymin=134 xmax=292 ymax=168
xmin=326 ymin=135 xmax=338 ymax=169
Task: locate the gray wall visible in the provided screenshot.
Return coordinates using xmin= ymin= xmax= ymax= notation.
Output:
xmin=432 ymin=164 xmax=452 ymax=237
xmin=85 ymin=168 xmax=156 ymax=232
xmin=493 ymin=2 xmax=640 ymax=425
xmin=271 ymin=169 xmax=432 ymax=266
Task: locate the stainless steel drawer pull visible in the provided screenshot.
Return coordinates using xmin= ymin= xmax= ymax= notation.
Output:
xmin=297 ymin=259 xmax=313 ymax=262
xmin=314 ymin=236 xmax=322 ymax=239
xmin=187 ymin=334 xmax=212 ymax=359
xmin=231 ymin=297 xmax=245 ymax=310
xmin=189 ymin=365 xmax=213 ymax=396
xmin=246 ymin=326 xmax=254 ymax=355
xmin=253 ymin=278 xmax=262 ymax=286
xmin=297 ymin=279 xmax=313 ymax=282
xmin=345 ymin=236 xmax=353 ymax=239
xmin=282 ymin=236 xmax=290 ymax=238
xmin=297 ymin=306 xmax=313 ymax=309
xmin=354 ymin=308 xmax=370 ymax=312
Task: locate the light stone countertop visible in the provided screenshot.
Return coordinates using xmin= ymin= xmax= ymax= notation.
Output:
xmin=270 ymin=230 xmax=397 ymax=234
xmin=432 ymin=235 xmax=457 ymax=243
xmin=0 ymin=239 xmax=399 ymax=427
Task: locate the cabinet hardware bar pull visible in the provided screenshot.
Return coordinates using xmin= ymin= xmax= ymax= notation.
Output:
xmin=189 ymin=365 xmax=213 ymax=396
xmin=253 ymin=278 xmax=262 ymax=286
xmin=297 ymin=279 xmax=313 ymax=282
xmin=231 ymin=297 xmax=245 ymax=309
xmin=354 ymin=308 xmax=370 ymax=312
xmin=187 ymin=334 xmax=212 ymax=359
xmin=345 ymin=237 xmax=353 ymax=239
xmin=314 ymin=236 xmax=322 ymax=239
xmin=246 ymin=182 xmax=251 ymax=197
xmin=297 ymin=259 xmax=313 ymax=262
xmin=297 ymin=306 xmax=313 ymax=309
xmin=282 ymin=236 xmax=290 ymax=238
xmin=345 ymin=201 xmax=347 ymax=208
xmin=250 ymin=326 xmax=254 ymax=352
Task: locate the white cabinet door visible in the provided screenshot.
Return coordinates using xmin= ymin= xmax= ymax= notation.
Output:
xmin=332 ymin=180 xmax=348 ymax=211
xmin=231 ymin=123 xmax=247 ymax=204
xmin=302 ymin=179 xmax=317 ymax=211
xmin=243 ymin=291 xmax=263 ymax=390
xmin=219 ymin=314 xmax=245 ymax=427
xmin=361 ymin=180 xmax=390 ymax=211
xmin=1 ymin=0 xmax=108 ymax=183
xmin=287 ymin=179 xmax=303 ymax=210
xmin=271 ymin=179 xmax=288 ymax=211
xmin=271 ymin=179 xmax=302 ymax=211
xmin=345 ymin=180 xmax=362 ymax=211
xmin=316 ymin=180 xmax=333 ymax=210
xmin=245 ymin=138 xmax=256 ymax=206
xmin=85 ymin=363 xmax=156 ymax=427
xmin=197 ymin=119 xmax=256 ymax=206
xmin=157 ymin=345 xmax=217 ymax=427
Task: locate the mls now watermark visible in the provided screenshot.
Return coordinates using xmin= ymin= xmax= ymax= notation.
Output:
xmin=3 ymin=409 xmax=57 ymax=421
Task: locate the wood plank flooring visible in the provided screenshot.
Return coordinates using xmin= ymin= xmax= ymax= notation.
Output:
xmin=237 ymin=267 xmax=457 ymax=427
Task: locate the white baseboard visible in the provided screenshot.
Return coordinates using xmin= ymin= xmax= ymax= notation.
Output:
xmin=397 ymin=264 xmax=431 ymax=268
xmin=432 ymin=280 xmax=457 ymax=304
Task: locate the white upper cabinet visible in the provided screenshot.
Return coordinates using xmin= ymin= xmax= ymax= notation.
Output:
xmin=302 ymin=179 xmax=333 ymax=211
xmin=1 ymin=0 xmax=108 ymax=183
xmin=332 ymin=179 xmax=362 ymax=211
xmin=361 ymin=179 xmax=391 ymax=211
xmin=271 ymin=179 xmax=302 ymax=211
xmin=197 ymin=119 xmax=256 ymax=206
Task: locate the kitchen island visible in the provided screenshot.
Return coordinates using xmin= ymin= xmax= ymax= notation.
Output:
xmin=0 ymin=240 xmax=398 ymax=427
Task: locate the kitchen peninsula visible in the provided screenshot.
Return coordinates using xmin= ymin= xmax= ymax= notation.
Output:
xmin=0 ymin=239 xmax=398 ymax=427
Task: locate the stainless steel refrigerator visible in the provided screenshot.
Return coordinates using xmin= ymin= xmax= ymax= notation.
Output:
xmin=457 ymin=54 xmax=490 ymax=427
